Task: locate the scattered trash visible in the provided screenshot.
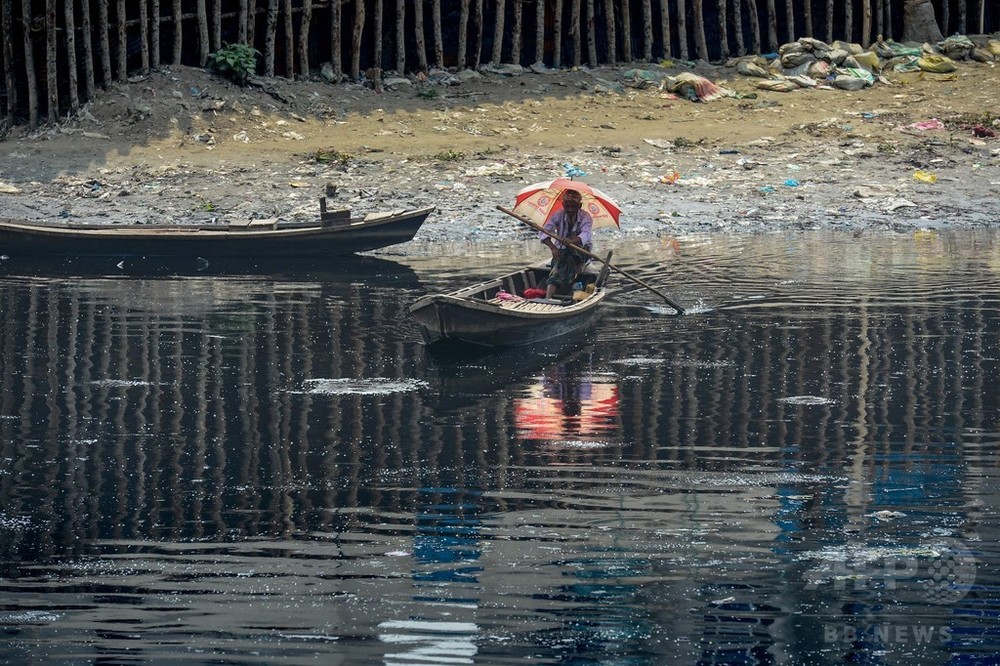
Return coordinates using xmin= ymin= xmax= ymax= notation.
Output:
xmin=759 ymin=186 xmax=776 ymax=194
xmin=973 ymin=124 xmax=997 ymax=138
xmin=907 ymin=118 xmax=945 ymax=131
xmin=913 ymin=170 xmax=938 ymax=184
xmin=784 ymin=179 xmax=800 ymax=187
xmin=659 ymin=171 xmax=681 ymax=184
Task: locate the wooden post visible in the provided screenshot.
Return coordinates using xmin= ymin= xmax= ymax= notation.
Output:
xmin=248 ymin=0 xmax=257 ymax=46
xmin=621 ymin=0 xmax=632 ymax=61
xmin=264 ymin=0 xmax=276 ymax=76
xmin=884 ymin=0 xmax=892 ymax=39
xmin=825 ymin=0 xmax=832 ymax=42
xmin=397 ymin=0 xmax=407 ymax=72
xmin=212 ymin=0 xmax=222 ymax=52
xmin=300 ymin=0 xmax=313 ymax=77
xmin=2 ymin=0 xmax=17 ymax=122
xmin=20 ymin=0 xmax=38 ymax=128
xmin=732 ymin=0 xmax=745 ymax=55
xmin=749 ymin=0 xmax=760 ymax=54
xmin=660 ymin=0 xmax=672 ymax=58
xmin=350 ymin=0 xmax=364 ymax=78
xmin=571 ymin=0 xmax=581 ymax=66
xmin=803 ymin=0 xmax=812 ymax=36
xmin=283 ymin=0 xmax=294 ymax=76
xmin=197 ymin=0 xmax=209 ymax=66
xmin=81 ymin=0 xmax=96 ymax=98
xmin=116 ymin=0 xmax=127 ymax=79
xmin=432 ymin=0 xmax=443 ymax=67
xmin=535 ymin=0 xmax=544 ymax=64
xmin=693 ymin=0 xmax=708 ymax=60
xmin=492 ymin=0 xmax=505 ymax=65
xmin=414 ymin=0 xmax=428 ymax=71
xmin=844 ymin=0 xmax=853 ymax=42
xmin=139 ymin=0 xmax=150 ymax=72
xmin=718 ymin=0 xmax=729 ymax=58
xmin=64 ymin=0 xmax=80 ymax=114
xmin=511 ymin=0 xmax=523 ymax=64
xmin=676 ymin=0 xmax=688 ymax=59
xmin=784 ymin=0 xmax=793 ymax=42
xmin=862 ymin=0 xmax=872 ymax=46
xmin=586 ymin=0 xmax=597 ymax=65
xmin=238 ymin=0 xmax=247 ymax=43
xmin=553 ymin=0 xmax=562 ymax=67
xmin=471 ymin=0 xmax=483 ymax=68
xmin=458 ymin=0 xmax=469 ymax=68
xmin=46 ymin=0 xmax=58 ymax=123
xmin=100 ymin=0 xmax=113 ymax=83
xmin=171 ymin=0 xmax=182 ymax=67
xmin=941 ymin=0 xmax=949 ymax=39
xmin=765 ymin=0 xmax=777 ymax=50
xmin=958 ymin=0 xmax=966 ymax=35
xmin=604 ymin=0 xmax=616 ymax=63
xmin=642 ymin=0 xmax=653 ymax=60
xmin=330 ymin=0 xmax=342 ymax=80
xmin=373 ymin=0 xmax=383 ymax=75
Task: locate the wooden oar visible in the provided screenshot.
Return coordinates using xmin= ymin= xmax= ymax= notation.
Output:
xmin=498 ymin=205 xmax=685 ymax=314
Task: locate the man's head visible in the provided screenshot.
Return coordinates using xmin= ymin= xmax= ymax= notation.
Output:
xmin=562 ymin=189 xmax=582 ymax=212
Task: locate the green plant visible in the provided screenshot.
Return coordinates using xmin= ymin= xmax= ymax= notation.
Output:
xmin=314 ymin=148 xmax=352 ymax=165
xmin=433 ymin=149 xmax=464 ymax=161
xmin=207 ymin=43 xmax=260 ymax=85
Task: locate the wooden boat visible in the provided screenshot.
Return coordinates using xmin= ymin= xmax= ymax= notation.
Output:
xmin=0 ymin=198 xmax=435 ymax=259
xmin=409 ymin=261 xmax=610 ymax=348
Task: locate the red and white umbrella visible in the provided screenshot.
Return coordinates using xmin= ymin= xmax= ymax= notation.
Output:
xmin=512 ymin=178 xmax=622 ymax=229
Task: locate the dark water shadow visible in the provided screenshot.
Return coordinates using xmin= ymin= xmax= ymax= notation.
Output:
xmin=0 ymin=253 xmax=422 ymax=286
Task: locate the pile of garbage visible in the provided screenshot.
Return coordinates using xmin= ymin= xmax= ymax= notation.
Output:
xmin=732 ymin=34 xmax=1000 ymax=92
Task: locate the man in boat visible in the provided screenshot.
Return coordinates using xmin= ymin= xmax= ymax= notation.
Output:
xmin=540 ymin=189 xmax=594 ymax=299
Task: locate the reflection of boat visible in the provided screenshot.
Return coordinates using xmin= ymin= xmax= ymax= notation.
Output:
xmin=409 ymin=263 xmax=609 ymax=348
xmin=514 ymin=367 xmax=620 ymax=442
xmin=0 ymin=253 xmax=422 ymax=285
xmin=422 ymin=341 xmax=584 ymax=413
xmin=0 ymin=202 xmax=434 ymax=258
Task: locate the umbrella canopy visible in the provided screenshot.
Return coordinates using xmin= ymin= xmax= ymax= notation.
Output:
xmin=512 ymin=178 xmax=622 ymax=229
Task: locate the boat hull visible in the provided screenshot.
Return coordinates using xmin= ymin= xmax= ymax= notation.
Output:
xmin=409 ymin=266 xmax=607 ymax=348
xmin=0 ymin=207 xmax=434 ymax=258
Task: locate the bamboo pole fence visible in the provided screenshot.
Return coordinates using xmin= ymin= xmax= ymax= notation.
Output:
xmin=0 ymin=0 xmax=995 ymax=132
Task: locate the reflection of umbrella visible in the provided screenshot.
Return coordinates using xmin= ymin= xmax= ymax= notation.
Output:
xmin=512 ymin=178 xmax=622 ymax=229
